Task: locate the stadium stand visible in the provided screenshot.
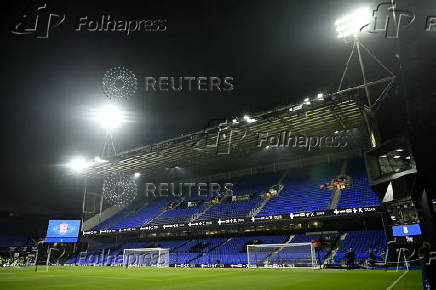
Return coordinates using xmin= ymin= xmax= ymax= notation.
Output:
xmin=149 ymin=196 xmax=209 ymax=225
xmin=257 ymin=164 xmax=340 ymax=216
xmin=89 ymin=158 xmax=378 ymax=231
xmin=66 ymin=230 xmax=386 ymax=267
xmin=0 ymin=235 xmax=34 ymax=247
xmin=91 ymin=202 xmax=137 ymax=231
xmin=333 ymin=230 xmax=386 ymax=263
xmin=336 ymin=159 xmax=380 ymax=208
xmin=108 ymin=199 xmax=170 ymax=229
xmin=197 ymin=173 xmax=279 ymax=220
xmin=193 ymin=235 xmax=289 ymax=264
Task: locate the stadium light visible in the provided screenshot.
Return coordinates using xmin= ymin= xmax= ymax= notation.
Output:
xmin=335 ymin=8 xmax=371 ymax=39
xmin=97 ymin=105 xmax=123 ymax=130
xmin=316 ymin=93 xmax=324 ymax=101
xmin=243 ymin=115 xmax=256 ymax=123
xmin=134 ymin=172 xmax=141 ymax=178
xmin=67 ymin=157 xmax=90 ymax=173
xmin=303 ymin=98 xmax=311 ymax=105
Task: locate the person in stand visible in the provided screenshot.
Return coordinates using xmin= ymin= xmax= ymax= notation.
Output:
xmin=349 ymin=248 xmax=355 ymax=269
xmin=380 ymin=250 xmax=387 ymax=271
xmin=311 ymin=239 xmax=322 ymax=266
xmin=345 ymin=248 xmax=352 ymax=270
xmin=368 ymin=249 xmax=376 ymax=269
xmin=418 ymin=242 xmax=434 ymax=289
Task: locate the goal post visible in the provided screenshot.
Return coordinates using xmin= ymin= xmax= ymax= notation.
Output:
xmin=123 ymin=248 xmax=169 ymax=267
xmin=247 ymin=243 xmax=318 ymax=268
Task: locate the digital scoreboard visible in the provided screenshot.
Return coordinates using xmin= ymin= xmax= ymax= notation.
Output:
xmin=392 ymin=223 xmax=422 ymax=236
xmin=45 ymin=220 xmax=81 ymax=242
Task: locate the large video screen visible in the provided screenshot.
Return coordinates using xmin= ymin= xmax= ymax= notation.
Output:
xmin=392 ymin=223 xmax=422 ymax=236
xmin=45 ymin=220 xmax=81 ymax=243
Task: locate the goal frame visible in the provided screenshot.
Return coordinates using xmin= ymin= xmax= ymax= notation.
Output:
xmin=247 ymin=242 xmax=318 ymax=269
xmin=123 ymin=248 xmax=169 ymax=268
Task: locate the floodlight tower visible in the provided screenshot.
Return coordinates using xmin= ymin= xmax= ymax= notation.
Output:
xmin=335 ymin=8 xmax=396 ymax=148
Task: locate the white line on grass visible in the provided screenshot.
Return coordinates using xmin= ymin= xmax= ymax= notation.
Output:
xmin=386 ymin=270 xmax=409 ymax=290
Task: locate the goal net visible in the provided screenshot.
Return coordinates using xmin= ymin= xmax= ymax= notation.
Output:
xmin=123 ymin=248 xmax=169 ymax=267
xmin=247 ymin=243 xmax=318 ymax=268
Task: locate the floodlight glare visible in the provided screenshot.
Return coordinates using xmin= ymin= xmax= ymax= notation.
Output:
xmin=134 ymin=172 xmax=141 ymax=178
xmin=335 ymin=8 xmax=371 ymax=38
xmin=94 ymin=156 xmax=108 ymax=163
xmin=97 ymin=105 xmax=123 ymax=130
xmin=68 ymin=157 xmax=90 ymax=173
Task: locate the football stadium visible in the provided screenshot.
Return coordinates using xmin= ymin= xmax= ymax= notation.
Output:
xmin=1 ymin=0 xmax=435 ymax=290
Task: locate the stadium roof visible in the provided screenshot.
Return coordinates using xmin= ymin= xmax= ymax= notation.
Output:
xmin=82 ymin=91 xmax=367 ymax=178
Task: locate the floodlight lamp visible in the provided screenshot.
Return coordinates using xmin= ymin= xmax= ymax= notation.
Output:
xmin=134 ymin=172 xmax=141 ymax=178
xmin=243 ymin=115 xmax=256 ymax=123
xmin=68 ymin=157 xmax=90 ymax=173
xmin=97 ymin=105 xmax=123 ymax=130
xmin=317 ymin=93 xmax=324 ymax=100
xmin=335 ymin=8 xmax=371 ymax=39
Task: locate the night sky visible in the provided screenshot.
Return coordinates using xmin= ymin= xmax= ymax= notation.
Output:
xmin=1 ymin=0 xmax=435 ymax=233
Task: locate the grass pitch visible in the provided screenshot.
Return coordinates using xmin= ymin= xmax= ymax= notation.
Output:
xmin=0 ymin=267 xmax=421 ymax=290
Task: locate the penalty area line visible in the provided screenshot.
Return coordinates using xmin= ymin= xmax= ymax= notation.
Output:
xmin=386 ymin=269 xmax=409 ymax=290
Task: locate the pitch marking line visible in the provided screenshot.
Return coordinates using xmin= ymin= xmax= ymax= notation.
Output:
xmin=386 ymin=269 xmax=409 ymax=290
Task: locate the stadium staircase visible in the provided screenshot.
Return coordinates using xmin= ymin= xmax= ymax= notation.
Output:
xmin=90 ymin=201 xmax=144 ymax=231
xmin=187 ymin=238 xmax=232 ymax=264
xmin=189 ymin=198 xmax=223 ymax=222
xmin=252 ymin=170 xmax=288 ymax=217
xmin=145 ymin=198 xmax=185 ymax=225
xmin=322 ymin=232 xmax=347 ymax=266
xmin=250 ymin=183 xmax=284 ymax=217
xmin=328 ymin=161 xmax=347 ymax=209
